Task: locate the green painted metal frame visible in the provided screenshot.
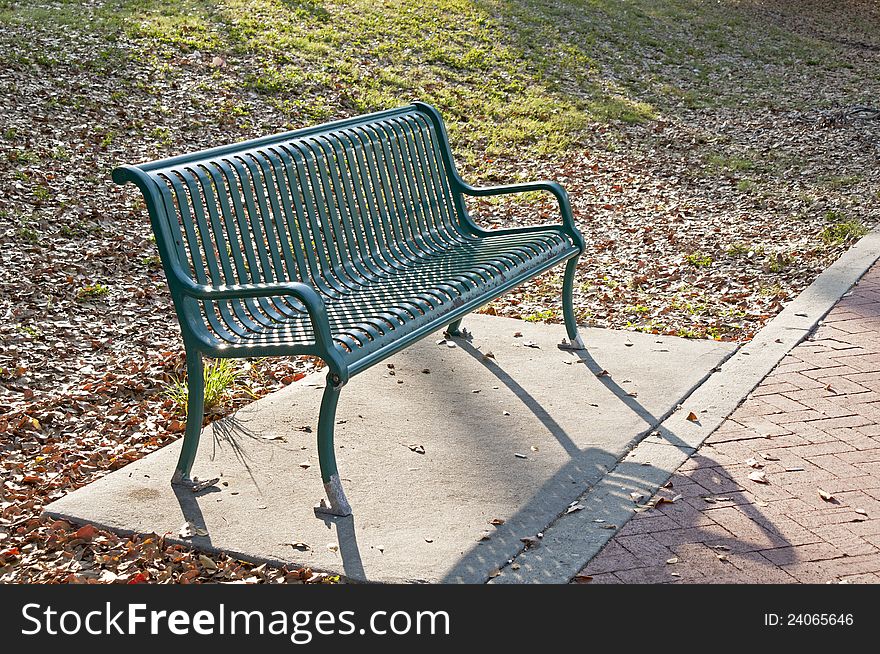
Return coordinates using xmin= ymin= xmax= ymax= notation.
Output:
xmin=112 ymin=102 xmax=585 ymax=516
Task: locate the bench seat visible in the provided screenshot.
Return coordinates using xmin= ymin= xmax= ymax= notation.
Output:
xmin=207 ymin=229 xmax=576 ymax=369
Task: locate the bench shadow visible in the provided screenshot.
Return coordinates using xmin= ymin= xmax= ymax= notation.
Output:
xmin=438 ymin=332 xmax=797 ymax=583
xmin=171 ymin=483 xmax=219 ymax=551
xmin=315 ymin=512 xmax=368 ymax=582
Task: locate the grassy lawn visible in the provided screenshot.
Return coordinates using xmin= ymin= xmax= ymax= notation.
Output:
xmin=0 ymin=0 xmax=878 ymax=582
xmin=1 ymin=0 xmax=867 ymax=166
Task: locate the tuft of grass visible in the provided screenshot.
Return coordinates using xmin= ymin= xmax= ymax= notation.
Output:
xmin=685 ymin=252 xmax=713 ymax=267
xmin=726 ymin=242 xmax=764 ymax=258
xmin=76 ymin=283 xmax=110 ymax=301
xmin=820 ymin=212 xmax=867 ymax=245
xmin=17 ymin=226 xmax=40 ymax=244
xmin=736 ymin=179 xmax=757 ymax=193
xmin=523 ymin=308 xmax=556 ymax=323
xmin=765 ymin=252 xmax=794 ymax=273
xmin=707 ymin=153 xmax=756 ymax=173
xmin=165 ymin=358 xmax=240 ymax=415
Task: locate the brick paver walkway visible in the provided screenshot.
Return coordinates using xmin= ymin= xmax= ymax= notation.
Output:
xmin=580 ymin=263 xmax=880 ymax=583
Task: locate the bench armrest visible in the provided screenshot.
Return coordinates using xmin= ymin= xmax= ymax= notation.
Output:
xmin=458 ymin=180 xmax=585 ymax=252
xmin=175 ymin=274 xmax=335 ymax=351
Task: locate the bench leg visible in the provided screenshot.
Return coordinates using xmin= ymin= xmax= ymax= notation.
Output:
xmin=562 ymin=257 xmax=586 ymax=349
xmin=446 ymin=318 xmax=463 ymax=336
xmin=171 ymin=351 xmax=204 ymax=485
xmin=315 ymin=373 xmax=352 ymax=517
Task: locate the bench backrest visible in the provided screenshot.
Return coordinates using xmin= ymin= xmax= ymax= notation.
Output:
xmin=115 ymin=104 xmax=466 ymax=298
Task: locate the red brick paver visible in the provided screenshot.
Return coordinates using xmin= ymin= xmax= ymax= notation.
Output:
xmin=579 ymin=263 xmax=880 ymax=584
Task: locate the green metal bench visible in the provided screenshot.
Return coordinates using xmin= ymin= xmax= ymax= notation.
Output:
xmin=112 ymin=103 xmax=585 ymax=516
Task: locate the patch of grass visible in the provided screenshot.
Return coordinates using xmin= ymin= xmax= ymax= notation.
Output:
xmin=736 ymin=179 xmax=757 ymax=193
xmin=820 ymin=220 xmax=868 ymax=245
xmin=50 ymin=145 xmax=70 ymax=160
xmin=164 ymin=358 xmax=240 ymax=415
xmin=765 ymin=252 xmax=794 ymax=273
xmin=7 ymin=148 xmax=40 ymax=164
xmin=821 ymin=174 xmax=863 ymax=190
xmin=707 ymin=153 xmax=757 ymax=173
xmin=17 ymin=226 xmax=40 ymax=245
xmin=76 ymin=283 xmax=110 ymax=301
xmin=17 ymin=324 xmax=41 ymax=338
xmin=33 ymin=185 xmax=52 ymax=202
xmin=685 ymin=252 xmax=713 ymax=267
xmin=820 ymin=211 xmax=868 ymax=245
xmin=142 ymin=255 xmax=163 ymax=270
xmin=726 ymin=242 xmax=764 ymax=258
xmin=523 ymin=308 xmax=556 ymax=323
xmin=759 ymin=283 xmax=785 ymax=297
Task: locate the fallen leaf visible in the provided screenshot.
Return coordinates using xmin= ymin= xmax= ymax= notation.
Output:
xmin=744 ymin=458 xmax=763 ymax=469
xmin=74 ymin=524 xmax=98 ymax=541
xmin=490 ymin=518 xmax=505 ymax=526
xmin=572 ymin=574 xmax=593 ymax=584
xmin=686 ymin=411 xmax=699 ymax=422
xmin=199 ymin=555 xmax=217 ymax=570
xmin=666 ymin=557 xmax=679 ymax=565
xmin=191 ymin=477 xmax=220 ymax=492
xmin=408 ymin=444 xmax=425 ymax=454
xmin=748 ymin=470 xmax=768 ymax=484
xmin=817 ymin=488 xmax=835 ymax=502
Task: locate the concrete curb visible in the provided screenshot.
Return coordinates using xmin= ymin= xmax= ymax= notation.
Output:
xmin=493 ymin=228 xmax=880 ymax=584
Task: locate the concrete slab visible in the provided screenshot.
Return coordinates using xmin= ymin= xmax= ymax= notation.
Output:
xmin=45 ymin=314 xmax=735 ymax=583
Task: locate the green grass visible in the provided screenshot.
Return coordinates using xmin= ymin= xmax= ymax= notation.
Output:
xmin=0 ymin=0 xmax=851 ymax=175
xmin=707 ymin=153 xmax=757 ymax=173
xmin=76 ymin=283 xmax=110 ymax=301
xmin=17 ymin=226 xmax=40 ymax=245
xmin=164 ymin=358 xmax=240 ymax=415
xmin=765 ymin=252 xmax=793 ymax=273
xmin=820 ymin=218 xmax=868 ymax=246
xmin=736 ymin=179 xmax=757 ymax=193
xmin=523 ymin=308 xmax=556 ymax=322
xmin=685 ymin=252 xmax=713 ymax=267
